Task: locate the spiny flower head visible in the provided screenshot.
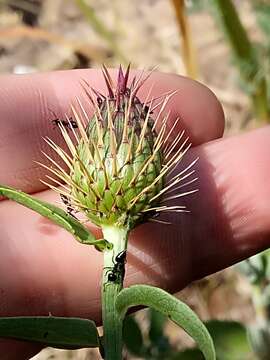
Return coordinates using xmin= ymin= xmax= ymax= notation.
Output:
xmin=42 ymin=66 xmax=197 ymax=230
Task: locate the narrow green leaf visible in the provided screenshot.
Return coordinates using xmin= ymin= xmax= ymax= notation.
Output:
xmin=0 ymin=316 xmax=99 ymax=349
xmin=206 ymin=320 xmax=252 ymax=360
xmin=123 ymin=315 xmax=145 ymax=357
xmin=148 ymin=308 xmax=172 ymax=356
xmin=0 ymin=185 xmax=112 ymax=250
xmin=149 ymin=308 xmax=167 ymax=344
xmin=75 ymin=0 xmax=128 ymax=64
xmin=116 ymin=285 xmax=216 ymax=360
xmin=170 ymin=348 xmax=204 ymax=360
xmin=211 ymin=0 xmax=269 ymax=121
xmin=170 ymin=320 xmax=253 ymax=360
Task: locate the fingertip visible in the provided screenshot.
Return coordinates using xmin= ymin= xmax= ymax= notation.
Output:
xmin=142 ymin=72 xmax=225 ymax=146
xmin=46 ymin=69 xmax=225 ymax=146
xmin=0 ymin=68 xmax=225 ymax=194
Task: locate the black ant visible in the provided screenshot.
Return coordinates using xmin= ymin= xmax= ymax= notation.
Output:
xmin=52 ymin=118 xmax=78 ymax=130
xmin=49 ymin=109 xmax=78 ymax=131
xmin=60 ymin=194 xmax=78 ymax=219
xmin=107 ymin=250 xmax=127 ymax=282
xmin=140 ymin=105 xmax=153 ymax=119
xmin=97 ymin=97 xmax=103 ymax=107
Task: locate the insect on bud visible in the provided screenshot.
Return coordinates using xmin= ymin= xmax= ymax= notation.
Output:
xmin=43 ymin=66 xmax=197 ymax=230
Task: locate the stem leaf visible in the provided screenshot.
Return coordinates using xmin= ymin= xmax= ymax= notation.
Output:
xmin=149 ymin=308 xmax=167 ymax=344
xmin=0 ymin=316 xmax=99 ymax=349
xmin=116 ymin=284 xmax=216 ymax=360
xmin=123 ymin=315 xmax=145 ymax=357
xmin=211 ymin=0 xmax=269 ymax=121
xmin=0 ymin=184 xmax=112 ymax=251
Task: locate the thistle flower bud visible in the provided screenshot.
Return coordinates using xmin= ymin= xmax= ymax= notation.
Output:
xmin=43 ymin=66 xmax=197 ymax=230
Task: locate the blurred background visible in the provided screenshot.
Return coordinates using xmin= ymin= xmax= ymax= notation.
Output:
xmin=1 ymin=0 xmax=270 ymax=359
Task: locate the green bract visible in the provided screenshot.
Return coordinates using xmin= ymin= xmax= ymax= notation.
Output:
xmin=43 ymin=66 xmax=195 ymax=230
xmin=72 ymin=80 xmax=163 ymax=228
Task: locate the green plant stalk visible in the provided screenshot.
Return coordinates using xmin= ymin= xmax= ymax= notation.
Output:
xmin=252 ymin=79 xmax=269 ymax=122
xmin=101 ymin=226 xmax=128 ymax=360
xmin=212 ymin=0 xmax=269 ymax=121
xmin=75 ymin=0 xmax=128 ymax=65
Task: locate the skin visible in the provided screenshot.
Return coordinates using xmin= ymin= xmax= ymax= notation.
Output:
xmin=0 ymin=69 xmax=270 ymax=359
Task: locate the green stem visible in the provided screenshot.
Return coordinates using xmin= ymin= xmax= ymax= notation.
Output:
xmin=101 ymin=226 xmax=128 ymax=360
xmin=75 ymin=0 xmax=128 ymax=65
xmin=211 ymin=0 xmax=269 ymax=122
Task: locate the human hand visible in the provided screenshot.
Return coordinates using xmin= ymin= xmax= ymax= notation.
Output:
xmin=0 ymin=69 xmax=269 ymax=359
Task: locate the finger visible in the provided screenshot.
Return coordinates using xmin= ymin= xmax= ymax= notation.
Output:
xmin=133 ymin=125 xmax=270 ymax=290
xmin=187 ymin=126 xmax=270 ymax=281
xmin=1 ymin=126 xmax=269 ymax=330
xmin=0 ymin=69 xmax=224 ymax=193
xmin=0 ymin=339 xmax=41 ymax=360
xmin=0 ymin=126 xmax=268 ymax=358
